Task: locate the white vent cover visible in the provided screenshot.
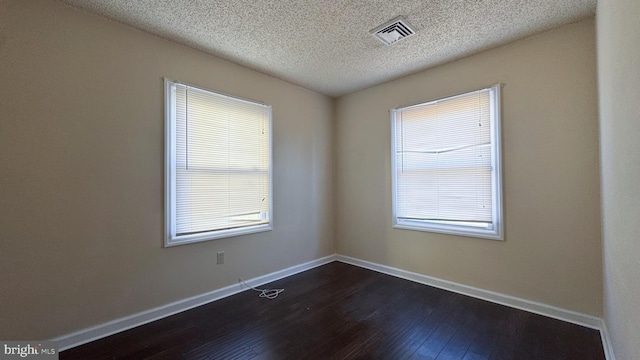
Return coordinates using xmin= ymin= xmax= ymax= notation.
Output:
xmin=370 ymin=16 xmax=416 ymax=45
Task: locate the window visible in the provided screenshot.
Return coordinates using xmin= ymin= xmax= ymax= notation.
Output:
xmin=164 ymin=79 xmax=272 ymax=247
xmin=391 ymin=84 xmax=503 ymax=240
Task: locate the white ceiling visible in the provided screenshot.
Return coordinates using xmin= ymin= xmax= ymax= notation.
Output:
xmin=62 ymin=0 xmax=596 ymax=97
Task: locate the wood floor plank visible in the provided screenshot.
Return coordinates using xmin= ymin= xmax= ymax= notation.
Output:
xmin=60 ymin=262 xmax=605 ymax=360
xmin=462 ymin=351 xmax=489 ymax=360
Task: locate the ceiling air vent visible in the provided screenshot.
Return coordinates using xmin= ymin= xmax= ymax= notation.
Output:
xmin=370 ymin=16 xmax=416 ymax=45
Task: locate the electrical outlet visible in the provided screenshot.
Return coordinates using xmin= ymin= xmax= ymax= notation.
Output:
xmin=216 ymin=251 xmax=224 ymax=265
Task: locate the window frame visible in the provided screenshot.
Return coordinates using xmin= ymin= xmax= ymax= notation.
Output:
xmin=164 ymin=78 xmax=273 ymax=247
xmin=390 ymin=84 xmax=504 ymax=241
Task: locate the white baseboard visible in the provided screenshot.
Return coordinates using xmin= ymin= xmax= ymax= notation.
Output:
xmin=336 ymin=255 xmax=602 ymax=329
xmin=599 ymin=320 xmax=616 ymax=360
xmin=53 ymin=254 xmax=337 ymax=351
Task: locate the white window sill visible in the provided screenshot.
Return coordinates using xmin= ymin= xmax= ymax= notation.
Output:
xmin=165 ymin=224 xmax=272 ymax=247
xmin=393 ymin=221 xmax=503 ymax=241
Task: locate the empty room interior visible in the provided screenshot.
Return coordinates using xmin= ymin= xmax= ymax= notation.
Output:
xmin=0 ymin=0 xmax=638 ymax=359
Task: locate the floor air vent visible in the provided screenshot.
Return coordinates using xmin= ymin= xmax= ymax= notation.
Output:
xmin=370 ymin=16 xmax=416 ymax=45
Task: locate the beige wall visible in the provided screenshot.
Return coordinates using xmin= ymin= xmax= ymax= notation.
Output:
xmin=597 ymin=0 xmax=640 ymax=358
xmin=335 ymin=19 xmax=603 ymax=316
xmin=0 ymin=0 xmax=334 ymax=339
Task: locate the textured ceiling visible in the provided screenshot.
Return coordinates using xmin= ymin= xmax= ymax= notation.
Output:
xmin=61 ymin=0 xmax=596 ymax=97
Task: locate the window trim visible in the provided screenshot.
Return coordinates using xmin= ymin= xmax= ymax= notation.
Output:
xmin=164 ymin=78 xmax=273 ymax=247
xmin=390 ymin=84 xmax=504 ymax=241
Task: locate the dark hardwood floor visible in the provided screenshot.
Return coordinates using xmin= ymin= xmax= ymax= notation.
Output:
xmin=61 ymin=262 xmax=605 ymax=360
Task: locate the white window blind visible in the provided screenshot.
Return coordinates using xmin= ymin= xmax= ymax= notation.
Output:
xmin=165 ymin=79 xmax=272 ymax=246
xmin=391 ymin=84 xmax=503 ymax=240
